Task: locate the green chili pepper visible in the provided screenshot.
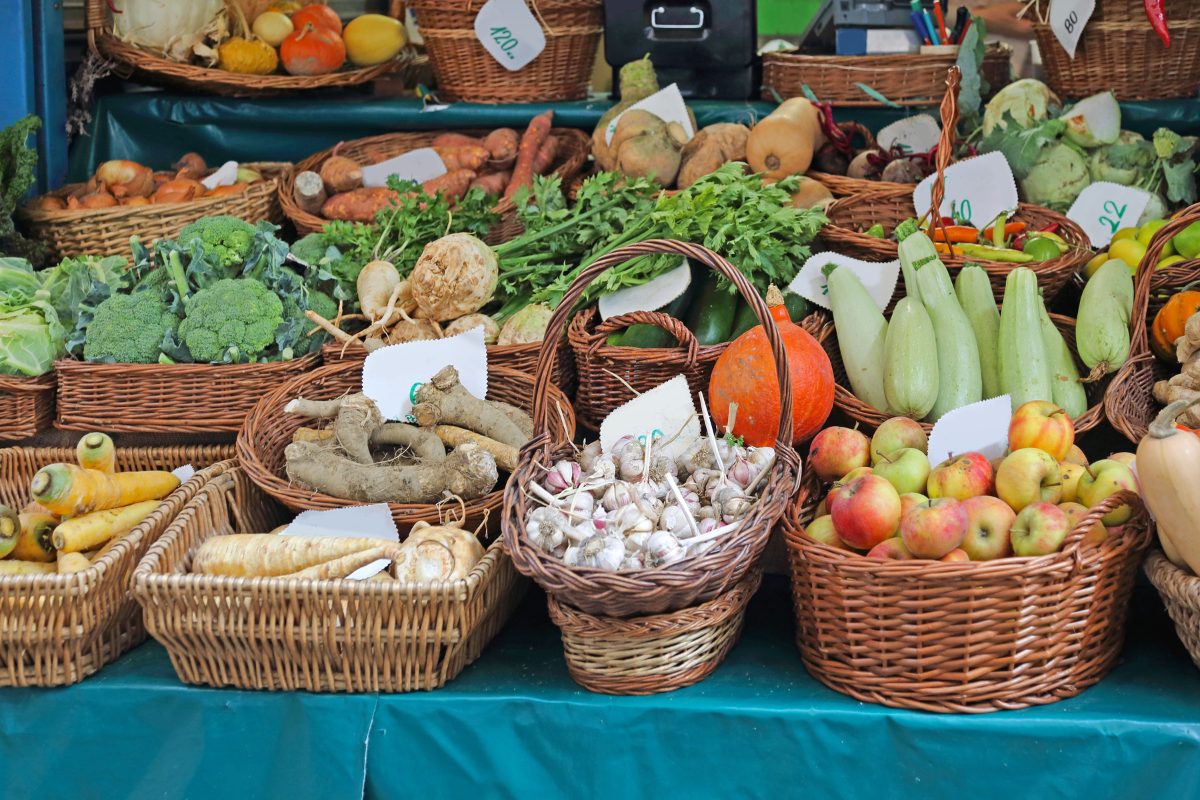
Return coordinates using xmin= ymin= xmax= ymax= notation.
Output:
xmin=990 ymin=212 xmax=1008 ymax=248
xmin=957 ymin=242 xmax=1034 ymax=263
xmin=865 ymin=224 xmax=886 ymax=238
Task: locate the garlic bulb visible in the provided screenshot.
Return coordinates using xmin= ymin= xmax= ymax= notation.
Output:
xmin=688 ymin=540 xmax=717 ymax=558
xmin=576 ymin=440 xmax=603 ymax=473
xmin=601 ymin=482 xmax=635 ymax=511
xmin=625 ymin=531 xmax=651 ymax=553
xmin=714 ymin=438 xmax=738 ymax=469
xmin=555 ymin=488 xmax=595 ymax=516
xmin=672 ymin=487 xmax=701 ymax=515
xmin=591 ymin=506 xmax=608 ymax=531
xmin=721 ymin=496 xmax=754 ymax=524
xmin=658 ymin=505 xmax=691 ymax=533
xmin=563 ymin=545 xmax=581 ymax=566
xmin=612 ymin=435 xmax=639 ymax=457
xmin=526 ymin=507 xmax=570 ymax=553
xmin=635 ymin=493 xmax=664 ymax=522
xmin=679 ymin=438 xmax=715 ymax=475
xmin=575 ymin=533 xmax=625 ymax=571
xmin=609 ymin=504 xmax=654 ymax=536
xmin=645 ymin=531 xmax=686 ymax=567
xmin=618 ymin=450 xmax=645 ymax=482
xmin=619 ymin=553 xmax=645 ymax=570
xmin=727 ymin=456 xmax=752 ymax=488
xmin=697 ymin=506 xmax=716 ymax=521
xmin=696 ymin=517 xmax=718 ymax=535
xmin=648 ymin=453 xmax=678 ymax=483
xmin=545 ymin=460 xmax=582 ymax=493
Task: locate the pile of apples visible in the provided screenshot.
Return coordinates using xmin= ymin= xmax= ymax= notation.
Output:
xmin=804 ymin=401 xmax=1140 ymax=561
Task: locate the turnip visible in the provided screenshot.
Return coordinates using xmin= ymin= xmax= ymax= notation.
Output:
xmin=1060 ymin=91 xmax=1121 ymax=148
xmin=881 ymin=159 xmax=925 ymax=184
xmin=498 ymin=303 xmax=553 ymax=345
xmin=410 ymin=233 xmax=498 ymax=322
xmin=1019 ymin=142 xmax=1091 ymax=209
xmin=847 ymin=150 xmax=880 ymax=180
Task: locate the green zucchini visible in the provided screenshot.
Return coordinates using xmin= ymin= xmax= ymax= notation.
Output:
xmin=685 ymin=273 xmax=737 ymax=346
xmin=1076 ymin=259 xmax=1133 ymax=376
xmin=783 ymin=291 xmax=808 ymax=324
xmin=621 ymin=279 xmax=697 ymax=348
xmin=729 ymin=296 xmax=761 ymax=340
xmin=824 ymin=263 xmax=890 ymax=413
xmin=954 ymin=263 xmax=1003 ymax=400
xmin=606 ymin=331 xmax=625 ymax=346
xmin=883 ymin=297 xmax=939 ymax=419
xmin=915 ymin=257 xmax=982 ymax=421
xmin=997 ymin=267 xmax=1054 ymax=412
xmin=1037 ymin=299 xmax=1088 ymax=419
xmin=896 ymin=218 xmax=939 ymax=308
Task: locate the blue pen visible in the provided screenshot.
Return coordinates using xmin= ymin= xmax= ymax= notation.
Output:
xmin=910 ymin=11 xmax=931 ymax=45
xmin=923 ymin=8 xmax=941 ymax=44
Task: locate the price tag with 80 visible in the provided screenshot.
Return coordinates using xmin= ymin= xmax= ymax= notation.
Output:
xmin=473 ymin=0 xmax=546 ymax=71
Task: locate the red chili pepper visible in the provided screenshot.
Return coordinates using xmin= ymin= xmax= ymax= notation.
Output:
xmin=1012 ymin=235 xmax=1027 ymax=251
xmin=106 ymin=0 xmax=122 ymax=12
xmin=1037 ymin=223 xmax=1060 ymax=234
xmin=941 ymin=216 xmax=957 ymax=227
xmin=1146 ymin=0 xmax=1170 ymax=47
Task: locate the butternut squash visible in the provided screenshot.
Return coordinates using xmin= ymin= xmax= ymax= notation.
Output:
xmin=746 ymin=99 xmax=828 ymax=180
xmin=1137 ymin=398 xmax=1200 ymax=574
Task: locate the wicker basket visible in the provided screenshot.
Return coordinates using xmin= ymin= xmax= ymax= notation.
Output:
xmin=762 ymin=43 xmax=1011 ymax=106
xmin=54 ymin=353 xmax=321 ymax=434
xmin=1144 ymin=549 xmax=1200 ymax=672
xmin=1031 ymin=0 xmax=1200 ymax=99
xmin=0 ymin=373 xmax=56 ymax=441
xmin=17 ymin=162 xmax=289 ymax=261
xmin=782 ymin=459 xmax=1153 ymax=713
xmin=822 ymin=188 xmax=1091 ymax=306
xmin=819 ymin=311 xmax=1109 ymax=436
xmin=547 ymin=569 xmax=760 ymax=695
xmin=408 ymin=0 xmax=602 ymax=103
xmin=503 ymin=239 xmax=800 ymax=617
xmin=238 ymin=360 xmax=574 ymax=533
xmin=0 ymin=447 xmax=234 ymax=687
xmin=279 ymin=128 xmax=591 ymax=243
xmin=132 ymin=462 xmax=526 ymax=692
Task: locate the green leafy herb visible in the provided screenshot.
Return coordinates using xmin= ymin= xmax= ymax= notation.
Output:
xmin=955 ymin=17 xmax=989 ymax=131
xmin=0 ymin=116 xmax=48 ymax=267
xmin=975 ymin=112 xmax=1066 ymax=179
xmin=723 ymin=432 xmax=745 ymax=448
xmin=1148 ymin=128 xmax=1199 ymax=205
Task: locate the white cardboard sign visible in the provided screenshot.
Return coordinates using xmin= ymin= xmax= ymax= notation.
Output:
xmin=474 ymin=0 xmax=546 ymax=71
xmin=926 ymin=395 xmax=1013 ymax=467
xmin=791 ymin=252 xmax=900 ymax=313
xmin=598 ymin=259 xmax=691 ymax=320
xmin=599 ymin=375 xmax=702 ymax=455
xmin=201 ymin=161 xmax=238 ymax=189
xmin=1066 ymin=182 xmax=1151 ymax=248
xmin=876 ymin=115 xmax=940 ymax=154
xmin=361 ymin=148 xmax=447 ymax=188
xmin=605 ymin=84 xmax=695 ymax=146
xmin=1050 ymin=0 xmax=1096 ymax=59
xmin=362 ymin=327 xmax=488 ymax=423
xmin=171 ymin=465 xmax=195 ymax=483
xmin=913 ymin=152 xmax=1018 ymax=229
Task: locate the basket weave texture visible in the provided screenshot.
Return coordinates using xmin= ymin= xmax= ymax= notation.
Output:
xmin=547 ymin=570 xmax=760 ymax=695
xmin=1144 ymin=549 xmax=1200 ymax=672
xmin=503 ymin=240 xmax=799 ymax=617
xmin=408 ymin=0 xmax=602 ymax=103
xmin=0 ymin=447 xmax=234 ymax=687
xmin=132 ymin=461 xmax=526 ymax=692
xmin=238 ymin=360 xmax=575 ymax=533
xmin=17 ymin=163 xmax=289 ymax=261
xmin=0 ymin=373 xmax=56 ymax=441
xmin=782 ymin=459 xmax=1153 ymax=713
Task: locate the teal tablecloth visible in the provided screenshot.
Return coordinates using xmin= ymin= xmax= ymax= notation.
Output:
xmin=2 ymin=576 xmax=1198 ymax=800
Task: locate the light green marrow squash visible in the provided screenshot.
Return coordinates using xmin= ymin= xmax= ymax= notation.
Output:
xmin=883 ymin=297 xmax=939 ymax=419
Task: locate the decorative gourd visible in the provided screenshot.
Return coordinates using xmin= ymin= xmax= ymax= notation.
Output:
xmin=1151 ymin=282 xmax=1200 ymax=361
xmin=252 ymin=11 xmax=294 ymax=47
xmin=708 ymin=290 xmax=834 ymax=446
xmin=745 ymin=98 xmax=828 ymax=181
xmin=290 ymin=4 xmax=343 ymax=35
xmin=218 ymin=36 xmax=279 ymax=75
xmin=269 ymin=1 xmax=303 ymax=13
xmin=342 ymin=13 xmax=406 ymax=66
xmin=1137 ymin=397 xmax=1200 ymax=574
xmin=280 ymin=22 xmax=346 ymax=76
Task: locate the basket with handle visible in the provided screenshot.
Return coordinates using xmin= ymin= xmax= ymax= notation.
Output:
xmin=502 ymin=239 xmax=800 ymax=617
xmin=237 ymin=360 xmax=575 ymax=534
xmin=782 ymin=455 xmax=1153 ymax=713
xmin=0 ymin=447 xmax=235 ymax=687
xmin=17 ymin=162 xmax=290 ymax=261
xmin=132 ymin=460 xmax=527 ymax=692
xmin=0 ymin=373 xmax=57 ymax=441
xmin=1144 ymin=549 xmax=1200 ymax=672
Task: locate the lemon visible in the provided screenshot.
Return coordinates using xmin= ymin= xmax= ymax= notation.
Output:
xmin=1173 ymin=221 xmax=1200 ymax=259
xmin=1158 ymin=255 xmax=1185 ymax=269
xmin=1111 ymin=227 xmax=1139 ymax=243
xmin=1084 ymin=251 xmax=1109 ymax=279
xmin=1138 ymin=219 xmax=1176 ymax=257
xmin=1108 ymin=238 xmax=1148 ymax=273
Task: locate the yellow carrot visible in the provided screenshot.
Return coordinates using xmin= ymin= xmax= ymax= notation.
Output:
xmin=0 ymin=505 xmax=18 ymax=559
xmin=56 ymin=551 xmax=92 ymax=574
xmin=51 ymin=500 xmax=159 ymax=553
xmin=192 ymin=534 xmax=399 ymax=577
xmin=30 ymin=464 xmax=179 ymax=517
xmin=76 ymin=432 xmax=116 ymax=473
xmin=13 ymin=513 xmax=57 ymax=562
xmin=0 ymin=561 xmax=56 ymax=575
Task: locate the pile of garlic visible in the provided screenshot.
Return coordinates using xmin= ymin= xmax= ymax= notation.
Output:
xmin=523 ymin=430 xmax=774 ymax=571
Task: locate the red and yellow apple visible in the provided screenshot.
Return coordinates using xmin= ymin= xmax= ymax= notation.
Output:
xmin=830 ymin=474 xmax=902 ymax=550
xmin=1064 ymin=445 xmax=1088 ymax=466
xmin=1108 ymin=452 xmax=1136 ymax=470
xmin=1008 ymin=400 xmax=1074 ymax=461
xmin=1057 ymin=501 xmax=1106 ymax=546
xmin=959 ymin=495 xmax=1016 ymax=561
xmin=1010 ymin=502 xmax=1072 ymax=557
xmin=810 ymin=427 xmax=872 ymax=483
xmin=899 ymin=492 xmax=928 ymax=521
xmin=870 ymin=417 xmax=928 ymax=464
xmin=867 ymin=538 xmax=914 ymax=560
xmin=805 ymin=515 xmax=853 ymax=550
xmin=1059 ymin=461 xmax=1086 ymax=504
xmin=826 ymin=466 xmax=874 ymax=513
xmin=813 ymin=498 xmax=828 ymax=519
xmin=927 ymin=451 xmax=993 ymax=501
xmin=996 ymin=448 xmax=1063 ymax=512
xmin=938 ymin=548 xmax=970 ymax=562
xmin=872 ymin=448 xmax=931 ymax=495
xmin=1076 ymin=459 xmax=1139 ymax=525
xmin=900 ymin=497 xmax=968 ymax=559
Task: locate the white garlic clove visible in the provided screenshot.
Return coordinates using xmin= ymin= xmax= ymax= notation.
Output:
xmin=601 ymin=481 xmax=636 ymax=511
xmin=576 ymin=440 xmax=604 ymax=473
xmin=646 ymin=530 xmax=686 ymax=566
xmin=625 ymin=531 xmax=651 ymax=553
xmin=618 ymin=553 xmax=644 ymax=570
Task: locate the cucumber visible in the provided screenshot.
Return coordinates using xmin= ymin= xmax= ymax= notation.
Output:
xmin=1076 ymin=259 xmax=1133 ymax=376
xmin=954 ymin=263 xmax=1003 ymax=400
xmin=783 ymin=291 xmax=808 ymax=323
xmin=607 ymin=331 xmax=625 ymax=346
xmin=883 ymin=297 xmax=939 ymax=419
xmin=729 ymin=296 xmax=761 ymax=340
xmin=824 ymin=263 xmax=890 ymax=413
xmin=997 ymin=267 xmax=1054 ymax=412
xmin=621 ymin=279 xmax=697 ymax=348
xmin=685 ymin=273 xmax=737 ymax=346
xmin=915 ymin=258 xmax=982 ymax=422
xmin=1037 ymin=299 xmax=1088 ymax=418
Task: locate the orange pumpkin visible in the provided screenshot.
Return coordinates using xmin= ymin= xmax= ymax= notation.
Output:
xmin=1151 ymin=284 xmax=1200 ymax=361
xmin=708 ymin=302 xmax=834 ymax=446
xmin=290 ymin=4 xmax=342 ymax=35
xmin=281 ymin=22 xmax=346 ymax=75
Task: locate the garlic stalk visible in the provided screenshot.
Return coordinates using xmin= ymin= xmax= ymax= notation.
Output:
xmin=664 ymin=473 xmax=702 ymax=539
xmin=697 ymin=392 xmax=728 ymax=488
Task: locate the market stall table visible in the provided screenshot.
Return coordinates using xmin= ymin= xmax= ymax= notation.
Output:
xmin=2 ymin=576 xmax=1197 ymax=800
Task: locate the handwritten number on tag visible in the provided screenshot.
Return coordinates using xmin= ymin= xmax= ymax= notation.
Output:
xmin=1063 ymin=10 xmax=1079 ymax=33
xmin=490 ymin=26 xmax=519 ymax=59
xmin=1099 ymin=200 xmax=1127 ymax=234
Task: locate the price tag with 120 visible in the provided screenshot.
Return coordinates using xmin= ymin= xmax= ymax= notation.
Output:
xmin=473 ymin=0 xmax=546 ymax=71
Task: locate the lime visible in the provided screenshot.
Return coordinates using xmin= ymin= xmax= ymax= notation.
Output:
xmin=865 ymin=224 xmax=885 ymax=238
xmin=1084 ymin=251 xmax=1109 ymax=279
xmin=1158 ymin=255 xmax=1185 ymax=269
xmin=1111 ymin=227 xmax=1140 ymax=243
xmin=1109 ymin=238 xmax=1148 ymax=272
xmin=1173 ymin=221 xmax=1200 ymax=259
xmin=1138 ymin=219 xmax=1176 ymax=257
xmin=1023 ymin=237 xmax=1061 ymax=261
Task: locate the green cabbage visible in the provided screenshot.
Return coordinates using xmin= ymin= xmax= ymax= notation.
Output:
xmin=0 ymin=259 xmax=64 ymax=375
xmin=1019 ymin=143 xmax=1091 ymax=211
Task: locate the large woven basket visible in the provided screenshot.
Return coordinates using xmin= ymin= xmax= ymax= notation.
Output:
xmin=279 ymin=128 xmax=591 ymax=244
xmin=1144 ymin=549 xmax=1200 ymax=671
xmin=408 ymin=0 xmax=602 ymax=103
xmin=0 ymin=373 xmax=56 ymax=441
xmin=0 ymin=447 xmax=234 ymax=687
xmin=783 ymin=459 xmax=1153 ymax=713
xmin=133 ymin=461 xmax=526 ymax=692
xmin=87 ymin=0 xmax=418 ymax=97
xmin=503 ymin=239 xmax=800 ymax=617
xmin=822 ymin=188 xmax=1091 ymax=306
xmin=547 ymin=569 xmax=760 ymax=695
xmin=762 ymin=43 xmax=1011 ymax=106
xmin=238 ymin=360 xmax=574 ymax=533
xmin=17 ymin=163 xmax=289 ymax=261
xmin=54 ymin=353 xmax=321 ymax=434
xmin=819 ymin=311 xmax=1109 ymax=436
xmin=1031 ymin=0 xmax=1200 ymax=99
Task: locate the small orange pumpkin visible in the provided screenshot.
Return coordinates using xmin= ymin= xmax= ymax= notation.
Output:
xmin=280 ymin=22 xmax=346 ymax=76
xmin=290 ymin=4 xmax=342 ymax=35
xmin=1151 ymin=282 xmax=1200 ymax=361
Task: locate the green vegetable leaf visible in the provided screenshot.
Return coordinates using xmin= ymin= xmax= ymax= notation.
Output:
xmin=975 ymin=112 xmax=1066 ymax=179
xmin=955 ymin=17 xmax=989 ymax=131
xmin=0 ymin=116 xmax=48 ymax=267
xmin=1163 ymin=158 xmax=1197 ymax=204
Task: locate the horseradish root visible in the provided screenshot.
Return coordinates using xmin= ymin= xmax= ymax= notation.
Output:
xmin=413 ymin=366 xmax=528 ymax=448
xmin=432 ymin=426 xmax=518 ymax=471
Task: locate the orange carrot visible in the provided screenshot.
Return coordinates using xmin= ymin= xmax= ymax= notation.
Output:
xmin=483 ymin=128 xmax=520 ymax=169
xmin=30 ymin=464 xmax=179 ymax=517
xmin=505 ymin=110 xmax=553 ymax=199
xmin=468 ymin=170 xmax=511 ymax=196
xmin=532 ymin=135 xmax=558 ymax=175
xmin=422 ymin=170 xmax=476 ymax=203
xmin=433 ymin=145 xmax=490 ymax=172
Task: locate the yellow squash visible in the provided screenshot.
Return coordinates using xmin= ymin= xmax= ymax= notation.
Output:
xmin=1137 ymin=398 xmax=1200 ymax=573
xmin=219 ymin=36 xmax=279 ymax=75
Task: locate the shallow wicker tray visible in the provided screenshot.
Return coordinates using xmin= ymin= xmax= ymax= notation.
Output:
xmin=0 ymin=448 xmax=233 ymax=687
xmin=0 ymin=373 xmax=57 ymax=441
xmin=54 ymin=353 xmax=321 ymax=434
xmin=782 ymin=458 xmax=1152 ymax=713
xmin=132 ymin=461 xmax=526 ymax=692
xmin=237 ymin=360 xmax=575 ymax=534
xmin=1144 ymin=549 xmax=1200 ymax=672
xmin=17 ymin=162 xmax=289 ymax=261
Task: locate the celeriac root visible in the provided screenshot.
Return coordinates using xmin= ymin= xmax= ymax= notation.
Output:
xmin=413 ymin=366 xmax=529 ymax=448
xmin=432 ymin=426 xmax=518 ymax=471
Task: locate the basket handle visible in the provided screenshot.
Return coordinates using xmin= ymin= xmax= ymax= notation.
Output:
xmin=1060 ymin=489 xmax=1149 ymax=561
xmin=389 ymin=0 xmax=405 ymax=19
xmin=528 ymin=240 xmax=799 ymax=463
xmin=917 ymin=68 xmax=962 ymax=246
xmin=589 ymin=310 xmax=701 ymax=365
xmin=1131 ymin=202 xmax=1200 ymax=356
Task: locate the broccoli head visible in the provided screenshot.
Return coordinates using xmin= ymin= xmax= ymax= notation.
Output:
xmin=177 ymin=278 xmax=283 ymax=363
xmin=289 ymin=233 xmax=336 ymax=266
xmin=178 ymin=216 xmax=257 ymax=270
xmin=83 ymin=291 xmax=181 ymax=364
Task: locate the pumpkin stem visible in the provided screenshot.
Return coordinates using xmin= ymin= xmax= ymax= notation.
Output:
xmin=765 ymin=284 xmax=785 ymax=307
xmin=296 ymin=21 xmax=315 ymax=41
xmin=1149 ymin=397 xmax=1200 ymax=439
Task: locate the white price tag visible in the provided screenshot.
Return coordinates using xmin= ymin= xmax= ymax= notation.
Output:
xmin=876 ymin=115 xmax=940 ymax=154
xmin=599 ymin=375 xmax=701 ymax=455
xmin=171 ymin=465 xmax=195 ymax=483
xmin=598 ymin=259 xmax=691 ymax=320
xmin=1050 ymin=0 xmax=1095 ymax=59
xmin=604 ymin=84 xmax=695 ymax=146
xmin=282 ymin=504 xmax=401 ymax=581
xmin=913 ymin=152 xmax=1018 ymax=229
xmin=791 ymin=252 xmax=900 ymax=313
xmin=360 ymin=148 xmax=447 ymax=188
xmin=1066 ymin=182 xmax=1150 ymax=248
xmin=926 ymin=396 xmax=1013 ymax=467
xmin=201 ymin=161 xmax=238 ymax=190
xmin=474 ymin=0 xmax=546 ymax=72
xmin=362 ymin=326 xmax=488 ymax=423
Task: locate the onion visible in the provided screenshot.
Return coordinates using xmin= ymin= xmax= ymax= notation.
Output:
xmin=205 ymin=184 xmax=250 ymax=198
xmin=153 ymin=179 xmax=206 ymax=204
xmin=95 ymin=160 xmax=155 ymax=198
xmin=235 ymin=167 xmax=262 ymax=184
xmin=410 ymin=233 xmax=499 ymax=322
xmin=33 ymin=196 xmax=67 ymax=211
xmin=81 ymin=188 xmax=118 ymax=208
xmin=152 ymin=171 xmax=174 ymax=186
xmin=172 ymin=152 xmax=207 ymax=175
xmin=120 ymin=196 xmax=151 ymax=206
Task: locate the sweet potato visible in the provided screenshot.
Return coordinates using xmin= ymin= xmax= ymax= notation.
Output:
xmin=532 ymin=136 xmax=558 ymax=175
xmin=422 ymin=170 xmax=476 ymax=204
xmin=483 ymin=128 xmax=520 ymax=169
xmin=432 ymin=133 xmax=484 ymax=149
xmin=505 ymin=110 xmax=553 ymax=199
xmin=433 ymin=146 xmax=490 ymax=172
xmin=322 ymin=187 xmax=398 ymax=222
xmin=468 ymin=171 xmax=511 ymax=196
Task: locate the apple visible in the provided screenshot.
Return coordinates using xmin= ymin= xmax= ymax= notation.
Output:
xmin=813 ymin=498 xmax=828 ymax=519
xmin=826 ymin=466 xmax=875 ymax=513
xmin=900 ymin=497 xmax=968 ymax=559
xmin=987 ymin=456 xmax=1005 ymax=496
xmin=996 ymin=448 xmax=1062 ymax=512
xmin=1064 ymin=445 xmax=1088 ymax=467
xmin=1008 ymin=400 xmax=1075 ymax=461
xmin=830 ymin=474 xmax=902 ymax=550
xmin=927 ymin=451 xmax=993 ymax=500
xmin=810 ymin=427 xmax=872 ymax=483
xmin=1057 ymin=502 xmax=1106 ymax=546
xmin=1059 ymin=461 xmax=1086 ymax=504
xmin=1076 ymin=460 xmax=1139 ymax=526
xmin=867 ymin=538 xmax=914 ymax=560
xmin=1108 ymin=452 xmax=1136 ymax=470
xmin=1010 ymin=502 xmax=1072 ymax=557
xmin=872 ymin=448 xmax=931 ymax=495
xmin=871 ymin=417 xmax=928 ymax=464
xmin=805 ymin=515 xmax=852 ymax=550
xmin=899 ymin=492 xmax=928 ymax=521
xmin=959 ymin=496 xmax=1016 ymax=561
xmin=938 ymin=549 xmax=970 ymax=562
